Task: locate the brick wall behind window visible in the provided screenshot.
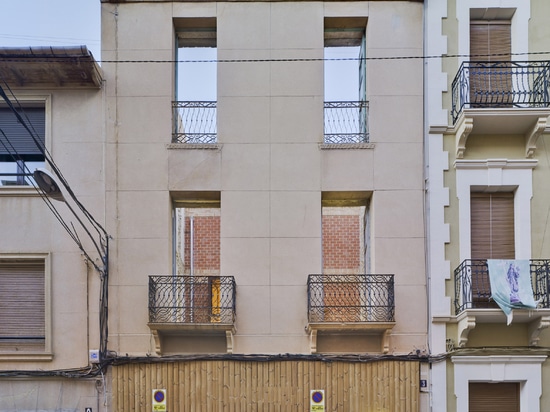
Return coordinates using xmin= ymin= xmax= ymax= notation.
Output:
xmin=322 ymin=214 xmax=361 ymax=271
xmin=184 ymin=216 xmax=220 ymax=271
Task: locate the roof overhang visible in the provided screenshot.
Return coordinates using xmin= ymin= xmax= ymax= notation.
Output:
xmin=0 ymin=46 xmax=102 ymax=89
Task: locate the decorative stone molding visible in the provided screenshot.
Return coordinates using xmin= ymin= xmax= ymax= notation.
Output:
xmin=525 ymin=116 xmax=549 ymax=158
xmin=455 ymin=115 xmax=473 ymax=159
xmin=527 ymin=315 xmax=550 ymax=346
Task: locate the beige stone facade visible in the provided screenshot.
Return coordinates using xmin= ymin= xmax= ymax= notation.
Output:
xmin=0 ymin=0 xmax=428 ymax=410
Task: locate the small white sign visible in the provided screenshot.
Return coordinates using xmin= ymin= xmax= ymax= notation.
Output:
xmin=310 ymin=389 xmax=325 ymax=411
xmin=152 ymin=389 xmax=167 ymax=412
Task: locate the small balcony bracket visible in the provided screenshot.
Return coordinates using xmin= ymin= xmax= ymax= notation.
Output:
xmin=151 ymin=329 xmax=162 ymax=355
xmin=455 ymin=115 xmax=473 ymax=159
xmin=525 ymin=116 xmax=549 ymax=158
xmin=457 ymin=314 xmax=476 ymax=348
xmin=382 ymin=329 xmax=391 ymax=354
xmin=528 ymin=315 xmax=550 ymax=346
xmin=309 ymin=328 xmax=318 ymax=354
xmin=226 ymin=330 xmax=234 ymax=354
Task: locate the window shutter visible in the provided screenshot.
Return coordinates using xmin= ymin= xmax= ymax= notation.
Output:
xmin=0 ymin=260 xmax=45 ymax=349
xmin=470 ymin=21 xmax=511 ymax=61
xmin=471 ymin=192 xmax=515 ymax=259
xmin=469 ymin=382 xmax=519 ymax=412
xmin=0 ymin=107 xmax=45 ymax=160
xmin=469 ymin=21 xmax=512 ymax=105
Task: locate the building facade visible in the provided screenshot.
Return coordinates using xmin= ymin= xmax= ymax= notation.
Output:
xmin=0 ymin=47 xmax=106 ymax=409
xmin=425 ymin=0 xmax=550 ymax=411
xmin=102 ymin=0 xmax=427 ymax=409
xmin=0 ymin=0 xmax=429 ymax=410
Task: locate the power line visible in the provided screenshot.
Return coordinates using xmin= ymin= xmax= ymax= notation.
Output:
xmin=1 ymin=50 xmax=550 ymax=64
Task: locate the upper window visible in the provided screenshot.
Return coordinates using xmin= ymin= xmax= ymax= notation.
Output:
xmin=0 ymin=103 xmax=45 ymax=186
xmin=324 ymin=18 xmax=368 ymax=144
xmin=0 ymin=256 xmax=51 ymax=357
xmin=173 ymin=18 xmax=217 ymax=144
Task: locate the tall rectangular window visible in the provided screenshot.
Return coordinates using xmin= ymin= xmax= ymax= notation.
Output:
xmin=469 ymin=17 xmax=512 ymax=106
xmin=173 ymin=195 xmax=221 ymax=323
xmin=324 ymin=18 xmax=368 ymax=144
xmin=174 ymin=18 xmax=217 ymax=144
xmin=320 ymin=194 xmax=375 ymax=322
xmin=0 ymin=104 xmax=45 ymax=186
xmin=470 ymin=191 xmax=515 ymax=308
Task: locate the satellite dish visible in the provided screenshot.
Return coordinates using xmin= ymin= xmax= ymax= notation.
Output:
xmin=33 ymin=168 xmax=65 ymax=202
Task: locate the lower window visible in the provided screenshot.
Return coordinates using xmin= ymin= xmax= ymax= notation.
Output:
xmin=469 ymin=382 xmax=519 ymax=412
xmin=0 ymin=257 xmax=47 ymax=352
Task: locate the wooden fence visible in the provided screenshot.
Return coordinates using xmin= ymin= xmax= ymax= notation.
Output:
xmin=111 ymin=359 xmax=420 ymax=411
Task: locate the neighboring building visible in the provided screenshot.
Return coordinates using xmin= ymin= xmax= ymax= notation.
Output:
xmin=426 ymin=0 xmax=550 ymax=411
xmin=0 ymin=0 xmax=428 ymax=410
xmin=0 ymin=47 xmax=105 ymax=408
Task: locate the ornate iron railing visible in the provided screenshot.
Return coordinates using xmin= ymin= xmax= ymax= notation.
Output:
xmin=307 ymin=274 xmax=394 ymax=323
xmin=324 ymin=101 xmax=369 ymax=144
xmin=451 ymin=60 xmax=550 ymax=123
xmin=454 ymin=259 xmax=550 ymax=315
xmin=149 ymin=275 xmax=235 ymax=324
xmin=172 ymin=101 xmax=217 ymax=144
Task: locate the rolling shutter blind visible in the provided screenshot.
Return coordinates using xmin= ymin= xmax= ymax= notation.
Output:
xmin=470 ymin=21 xmax=511 ymax=62
xmin=0 ymin=107 xmax=45 ymax=160
xmin=470 ymin=21 xmax=512 ymax=106
xmin=0 ymin=261 xmax=45 ymax=343
xmin=469 ymin=382 xmax=519 ymax=412
xmin=471 ymin=192 xmax=515 ymax=259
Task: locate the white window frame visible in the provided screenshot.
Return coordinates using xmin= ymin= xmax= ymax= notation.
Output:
xmin=0 ymin=253 xmax=52 ymax=361
xmin=452 ymin=355 xmax=546 ymax=412
xmin=456 ymin=0 xmax=530 ymax=64
xmin=455 ymin=159 xmax=537 ymax=262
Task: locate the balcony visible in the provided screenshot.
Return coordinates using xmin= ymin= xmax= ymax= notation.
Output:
xmin=148 ymin=275 xmax=236 ymax=354
xmin=324 ymin=101 xmax=369 ymax=144
xmin=453 ymin=259 xmax=550 ymax=347
xmin=451 ymin=61 xmax=550 ymax=158
xmin=306 ymin=274 xmax=395 ymax=353
xmin=172 ymin=101 xmax=217 ymax=144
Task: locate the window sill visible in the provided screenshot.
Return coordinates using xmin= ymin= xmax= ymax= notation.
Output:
xmin=0 ymin=186 xmax=40 ymax=197
xmin=167 ymin=143 xmax=222 ymax=151
xmin=319 ymin=143 xmax=375 ymax=150
xmin=0 ymin=352 xmax=53 ymax=362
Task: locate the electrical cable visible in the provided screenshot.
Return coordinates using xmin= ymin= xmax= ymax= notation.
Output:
xmin=1 ymin=50 xmax=550 ymax=65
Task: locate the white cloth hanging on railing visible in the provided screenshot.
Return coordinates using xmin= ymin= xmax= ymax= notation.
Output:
xmin=487 ymin=259 xmax=539 ymax=325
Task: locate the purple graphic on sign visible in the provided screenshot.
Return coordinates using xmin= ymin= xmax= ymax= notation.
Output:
xmin=312 ymin=391 xmax=323 ymax=403
xmin=154 ymin=390 xmax=165 ymax=403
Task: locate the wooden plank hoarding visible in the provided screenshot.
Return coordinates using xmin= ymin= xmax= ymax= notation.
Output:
xmin=112 ymin=359 xmax=420 ymax=411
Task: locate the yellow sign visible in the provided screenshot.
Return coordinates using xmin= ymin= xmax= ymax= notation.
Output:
xmin=152 ymin=389 xmax=167 ymax=412
xmin=310 ymin=389 xmax=325 ymax=412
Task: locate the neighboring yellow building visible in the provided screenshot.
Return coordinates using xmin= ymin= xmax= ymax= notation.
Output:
xmin=0 ymin=0 xmax=428 ymax=410
xmin=426 ymin=0 xmax=550 ymax=411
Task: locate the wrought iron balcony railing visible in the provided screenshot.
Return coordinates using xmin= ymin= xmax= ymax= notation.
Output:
xmin=172 ymin=101 xmax=217 ymax=144
xmin=324 ymin=101 xmax=369 ymax=144
xmin=451 ymin=61 xmax=550 ymax=124
xmin=149 ymin=275 xmax=235 ymax=324
xmin=307 ymin=274 xmax=394 ymax=323
xmin=454 ymin=259 xmax=550 ymax=315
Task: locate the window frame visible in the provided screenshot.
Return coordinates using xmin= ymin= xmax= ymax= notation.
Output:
xmin=455 ymin=159 xmax=536 ymax=262
xmin=0 ymin=253 xmax=52 ymax=361
xmin=452 ymin=355 xmax=546 ymax=412
xmin=0 ymin=94 xmax=51 ymax=191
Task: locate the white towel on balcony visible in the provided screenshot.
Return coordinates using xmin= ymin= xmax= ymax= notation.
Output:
xmin=487 ymin=259 xmax=539 ymax=325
